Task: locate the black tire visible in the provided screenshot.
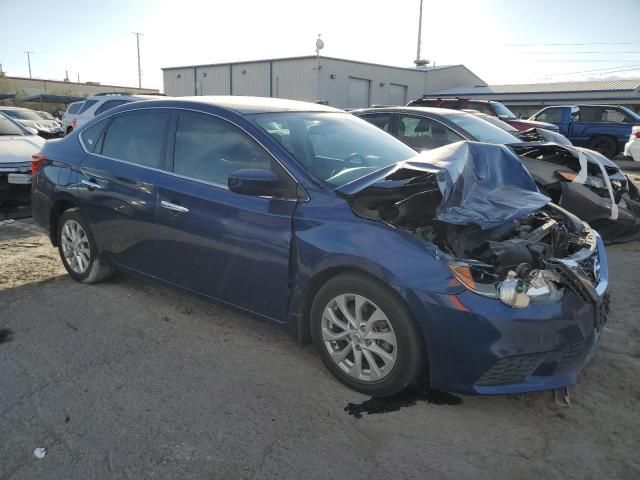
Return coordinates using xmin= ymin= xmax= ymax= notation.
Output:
xmin=310 ymin=272 xmax=426 ymax=396
xmin=57 ymin=209 xmax=114 ymax=283
xmin=588 ymin=136 xmax=617 ymax=158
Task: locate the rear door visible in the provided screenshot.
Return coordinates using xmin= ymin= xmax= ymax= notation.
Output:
xmin=76 ymin=109 xmax=171 ymax=274
xmin=153 ymin=110 xmax=298 ymax=322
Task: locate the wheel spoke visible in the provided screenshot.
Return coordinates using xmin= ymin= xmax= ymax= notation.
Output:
xmin=322 ymin=327 xmax=349 ymax=342
xmin=329 ymin=343 xmax=353 ymax=363
xmin=336 ymin=295 xmax=357 ymax=329
xmin=351 ymin=348 xmax=363 ymax=378
xmin=362 ymin=348 xmax=382 ymax=380
xmin=354 ymin=295 xmax=365 ymax=325
xmin=365 ymin=331 xmax=396 ymax=347
xmin=363 ymin=343 xmax=395 ymax=366
xmin=324 ymin=307 xmax=348 ymax=332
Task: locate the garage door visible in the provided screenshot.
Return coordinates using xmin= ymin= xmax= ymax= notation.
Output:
xmin=347 ymin=77 xmax=371 ymax=109
xmin=389 ymin=84 xmax=407 ymax=105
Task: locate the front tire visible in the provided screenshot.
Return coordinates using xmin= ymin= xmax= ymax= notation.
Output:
xmin=57 ymin=209 xmax=114 ymax=283
xmin=588 ymin=135 xmax=617 ymax=158
xmin=310 ymin=272 xmax=425 ymax=396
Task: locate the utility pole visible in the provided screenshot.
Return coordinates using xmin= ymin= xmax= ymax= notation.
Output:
xmin=132 ymin=32 xmax=143 ymax=88
xmin=414 ymin=0 xmax=429 ymax=67
xmin=24 ymin=51 xmax=33 ymax=78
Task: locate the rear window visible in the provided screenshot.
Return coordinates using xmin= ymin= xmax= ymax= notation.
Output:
xmin=95 ymin=100 xmax=131 ymax=116
xmin=0 ymin=115 xmax=24 ymax=136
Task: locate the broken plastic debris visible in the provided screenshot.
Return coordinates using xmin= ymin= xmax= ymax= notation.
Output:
xmin=0 ymin=219 xmax=16 ymax=227
xmin=34 ymin=448 xmax=47 ymax=459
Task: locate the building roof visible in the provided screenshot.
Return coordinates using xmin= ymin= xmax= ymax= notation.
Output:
xmin=432 ymin=79 xmax=640 ymax=96
xmin=162 ymin=55 xmax=460 ymax=74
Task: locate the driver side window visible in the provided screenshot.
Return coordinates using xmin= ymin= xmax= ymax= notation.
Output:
xmin=173 ymin=112 xmax=273 ymax=186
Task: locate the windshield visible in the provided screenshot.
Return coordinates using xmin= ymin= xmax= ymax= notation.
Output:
xmin=2 ymin=109 xmax=43 ymax=121
xmin=474 ymin=113 xmax=518 ymax=133
xmin=0 ymin=114 xmax=25 ymax=136
xmin=490 ymin=101 xmax=517 ymax=120
xmin=251 ymin=112 xmax=418 ymax=187
xmin=619 ymin=106 xmax=640 ymax=122
xmin=446 ymin=113 xmax=522 ymax=145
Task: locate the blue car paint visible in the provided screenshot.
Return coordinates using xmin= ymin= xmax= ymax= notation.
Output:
xmin=31 ymin=97 xmax=608 ymax=395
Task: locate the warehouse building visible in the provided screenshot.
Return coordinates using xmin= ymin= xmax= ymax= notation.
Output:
xmin=162 ymin=56 xmax=486 ymax=108
xmin=430 ymin=80 xmax=640 ymax=117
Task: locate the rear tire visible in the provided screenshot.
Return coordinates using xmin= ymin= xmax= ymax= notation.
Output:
xmin=310 ymin=272 xmax=425 ymax=396
xmin=57 ymin=209 xmax=114 ymax=283
xmin=588 ymin=136 xmax=617 ymax=158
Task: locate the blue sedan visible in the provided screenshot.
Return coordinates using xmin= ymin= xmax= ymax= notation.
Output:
xmin=31 ymin=97 xmax=608 ymax=396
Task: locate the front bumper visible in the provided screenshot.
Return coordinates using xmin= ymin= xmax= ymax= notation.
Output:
xmin=409 ymin=235 xmax=609 ymax=395
xmin=625 ymin=140 xmax=640 ymax=162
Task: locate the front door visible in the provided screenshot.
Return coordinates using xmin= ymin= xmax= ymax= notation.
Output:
xmin=154 ymin=111 xmax=298 ymax=323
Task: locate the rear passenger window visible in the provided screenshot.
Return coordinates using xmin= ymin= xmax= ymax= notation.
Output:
xmin=468 ymin=103 xmax=492 ymax=115
xmin=80 ymin=119 xmax=108 ymax=152
xmin=173 ymin=112 xmax=273 ymax=186
xmin=99 ymin=111 xmax=169 ymax=168
xmin=68 ymin=103 xmax=82 ymax=114
xmin=397 ymin=115 xmax=463 ymax=150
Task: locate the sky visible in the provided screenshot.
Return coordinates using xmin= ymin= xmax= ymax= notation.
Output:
xmin=1 ymin=0 xmax=639 ymax=91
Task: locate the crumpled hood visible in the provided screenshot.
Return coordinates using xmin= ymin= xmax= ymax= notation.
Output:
xmin=0 ymin=135 xmax=46 ymax=164
xmin=338 ymin=141 xmax=550 ymax=229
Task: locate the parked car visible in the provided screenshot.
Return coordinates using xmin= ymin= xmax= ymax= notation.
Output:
xmin=36 ymin=110 xmax=62 ymax=127
xmin=0 ymin=113 xmax=45 ymax=207
xmin=623 ymin=125 xmax=640 ymax=162
xmin=529 ymin=105 xmax=640 ymax=158
xmin=464 ymin=110 xmax=573 ymax=146
xmin=407 ymin=97 xmax=559 ymax=132
xmin=353 ymin=106 xmax=640 ymax=242
xmin=62 ymin=101 xmax=85 ymax=134
xmin=32 ymin=96 xmax=609 ymax=397
xmin=66 ymin=92 xmax=166 ymax=133
xmin=0 ymin=106 xmax=63 ymax=139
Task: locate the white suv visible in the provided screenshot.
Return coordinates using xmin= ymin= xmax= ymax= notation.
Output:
xmin=66 ymin=92 xmax=166 ymax=134
xmin=62 ymin=101 xmax=84 ymax=134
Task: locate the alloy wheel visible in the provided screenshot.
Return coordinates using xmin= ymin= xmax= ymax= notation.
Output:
xmin=60 ymin=219 xmax=91 ymax=274
xmin=321 ymin=293 xmax=398 ymax=382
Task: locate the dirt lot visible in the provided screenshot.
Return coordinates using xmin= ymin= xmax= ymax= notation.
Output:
xmin=1 ymin=219 xmax=639 ymax=480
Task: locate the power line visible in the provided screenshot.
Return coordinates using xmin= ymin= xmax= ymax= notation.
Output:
xmin=505 ymin=42 xmax=637 ymax=46
xmin=535 ymin=65 xmax=640 ymax=81
xmin=517 ymin=51 xmax=640 ymax=54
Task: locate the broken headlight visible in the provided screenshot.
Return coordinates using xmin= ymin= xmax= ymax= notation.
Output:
xmin=556 ymin=170 xmax=606 ymax=189
xmin=449 ymin=262 xmax=564 ymax=308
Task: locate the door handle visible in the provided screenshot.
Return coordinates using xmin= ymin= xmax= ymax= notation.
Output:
xmin=160 ymin=200 xmax=189 ymax=213
xmin=81 ymin=179 xmax=102 ymax=190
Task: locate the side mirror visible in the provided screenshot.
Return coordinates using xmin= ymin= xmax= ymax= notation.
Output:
xmin=228 ymin=168 xmax=280 ymax=196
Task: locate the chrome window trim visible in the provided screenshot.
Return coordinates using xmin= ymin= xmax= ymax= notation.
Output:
xmin=77 ymin=106 xmax=306 ymax=201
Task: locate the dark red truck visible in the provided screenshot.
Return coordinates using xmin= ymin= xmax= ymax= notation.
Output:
xmin=407 ymin=97 xmax=559 ymax=132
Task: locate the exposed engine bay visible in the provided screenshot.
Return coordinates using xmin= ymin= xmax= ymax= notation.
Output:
xmin=341 ymin=142 xmax=603 ymax=308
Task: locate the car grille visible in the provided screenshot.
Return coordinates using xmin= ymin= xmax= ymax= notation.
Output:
xmin=475 ymin=353 xmax=545 ymax=386
xmin=558 ymin=336 xmax=592 ymax=369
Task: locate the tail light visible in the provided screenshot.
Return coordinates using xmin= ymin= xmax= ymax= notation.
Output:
xmin=31 ymin=153 xmax=46 ymax=174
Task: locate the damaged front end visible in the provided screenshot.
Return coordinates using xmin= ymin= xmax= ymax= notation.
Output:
xmin=339 ymin=142 xmax=607 ymax=311
xmin=510 ymin=142 xmax=640 ymax=243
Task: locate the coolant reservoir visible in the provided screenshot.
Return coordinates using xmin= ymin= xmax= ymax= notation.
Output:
xmin=499 ymin=271 xmax=530 ymax=308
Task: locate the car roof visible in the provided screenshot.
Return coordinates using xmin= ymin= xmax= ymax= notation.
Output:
xmin=115 ymin=96 xmax=343 ymax=115
xmin=352 ymin=106 xmax=465 ymax=116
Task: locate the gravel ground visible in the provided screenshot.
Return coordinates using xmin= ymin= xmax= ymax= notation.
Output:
xmin=1 ymin=219 xmax=639 ymax=480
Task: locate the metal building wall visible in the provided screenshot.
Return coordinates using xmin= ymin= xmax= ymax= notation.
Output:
xmin=231 ymin=62 xmax=271 ymax=96
xmin=195 ymin=65 xmax=230 ymax=95
xmin=271 ymin=58 xmax=316 ymax=101
xmin=163 ymin=67 xmax=197 ymax=96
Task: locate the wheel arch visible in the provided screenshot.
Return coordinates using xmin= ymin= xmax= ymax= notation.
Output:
xmin=48 ymin=195 xmax=80 ymax=246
